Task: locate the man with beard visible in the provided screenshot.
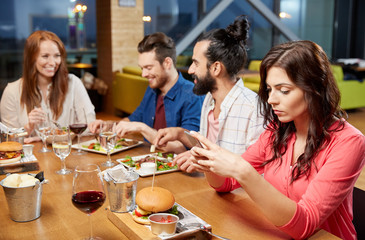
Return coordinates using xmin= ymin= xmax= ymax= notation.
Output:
xmin=89 ymin=32 xmax=204 ymax=150
xmin=153 ymin=15 xmax=264 ymax=172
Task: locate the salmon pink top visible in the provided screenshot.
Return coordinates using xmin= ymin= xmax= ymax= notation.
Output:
xmin=214 ymin=121 xmax=365 ymax=239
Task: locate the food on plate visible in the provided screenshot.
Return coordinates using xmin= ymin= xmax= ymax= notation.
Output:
xmin=84 ymin=142 xmax=105 ymax=152
xmin=140 ymin=162 xmax=156 ymax=173
xmin=46 ymin=130 xmax=75 ymax=144
xmin=157 ymin=152 xmax=174 ymax=160
xmin=82 ymin=138 xmax=139 ymax=151
xmin=132 ymin=187 xmax=175 ymax=225
xmin=117 ymin=139 xmax=139 ymax=147
xmin=0 ymin=141 xmax=23 ymax=164
xmin=2 ymin=173 xmax=40 ymax=188
xmin=121 ymin=153 xmax=177 ymax=171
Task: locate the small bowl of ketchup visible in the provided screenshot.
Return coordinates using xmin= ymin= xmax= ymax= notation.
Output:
xmin=149 ymin=213 xmax=179 ymax=236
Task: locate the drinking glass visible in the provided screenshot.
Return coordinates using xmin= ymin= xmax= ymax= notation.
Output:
xmin=52 ymin=126 xmax=72 ymax=175
xmin=98 ymin=121 xmax=117 ymax=167
xmin=69 ymin=107 xmax=88 ymax=155
xmin=72 ymin=164 xmax=106 ymax=240
xmin=35 ymin=113 xmax=51 ymax=153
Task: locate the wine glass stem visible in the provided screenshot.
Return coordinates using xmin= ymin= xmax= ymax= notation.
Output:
xmin=60 ymin=157 xmax=66 ymax=171
xmin=77 ymin=134 xmax=82 ymax=152
xmin=42 ymin=138 xmax=47 ymax=150
xmin=107 ymin=151 xmax=111 ymax=163
xmin=88 ymin=214 xmax=93 ymax=239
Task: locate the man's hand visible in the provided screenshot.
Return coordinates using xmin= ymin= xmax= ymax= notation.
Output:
xmin=154 ymin=127 xmax=185 ymax=148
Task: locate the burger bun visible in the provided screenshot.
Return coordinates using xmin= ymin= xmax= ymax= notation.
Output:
xmin=0 ymin=141 xmax=23 ymax=152
xmin=132 ymin=214 xmax=151 ymax=225
xmin=0 ymin=155 xmax=21 ymax=164
xmin=136 ymin=187 xmax=175 ymax=213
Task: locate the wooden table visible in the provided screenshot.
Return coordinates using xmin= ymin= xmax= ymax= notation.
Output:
xmin=0 ymin=139 xmax=339 ymax=240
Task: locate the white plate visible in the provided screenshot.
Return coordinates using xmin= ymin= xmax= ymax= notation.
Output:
xmin=117 ymin=153 xmax=178 ymax=177
xmin=72 ymin=138 xmax=143 ymax=155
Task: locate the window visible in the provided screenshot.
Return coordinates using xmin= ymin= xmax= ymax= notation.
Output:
xmin=0 ymin=0 xmax=96 ymax=98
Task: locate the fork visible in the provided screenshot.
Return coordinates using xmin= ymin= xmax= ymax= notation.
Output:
xmin=179 ymin=222 xmax=230 ymax=240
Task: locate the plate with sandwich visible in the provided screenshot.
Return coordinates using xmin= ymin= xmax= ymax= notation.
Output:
xmin=107 ymin=186 xmax=211 ymax=239
xmin=0 ymin=141 xmax=37 ymax=166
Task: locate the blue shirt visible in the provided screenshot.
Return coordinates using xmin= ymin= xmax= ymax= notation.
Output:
xmin=128 ymin=73 xmax=204 ymax=131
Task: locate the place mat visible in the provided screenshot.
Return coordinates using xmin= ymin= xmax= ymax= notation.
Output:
xmin=0 ymin=155 xmax=39 ymax=175
xmin=107 ymin=202 xmax=211 ymax=240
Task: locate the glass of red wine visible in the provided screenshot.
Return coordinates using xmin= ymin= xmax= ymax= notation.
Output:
xmin=69 ymin=107 xmax=88 ymax=155
xmin=72 ymin=164 xmax=106 ymax=240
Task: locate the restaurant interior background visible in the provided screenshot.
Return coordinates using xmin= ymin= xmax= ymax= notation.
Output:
xmin=0 ymin=0 xmax=364 ymax=113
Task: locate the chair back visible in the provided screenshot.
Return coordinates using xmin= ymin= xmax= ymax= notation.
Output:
xmin=330 ymin=65 xmax=344 ymax=83
xmin=112 ymin=72 xmax=148 ymax=115
xmin=248 ymin=60 xmax=262 ymax=71
xmin=353 ymin=187 xmax=365 ymax=239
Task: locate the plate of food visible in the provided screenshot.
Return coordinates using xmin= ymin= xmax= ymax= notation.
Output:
xmin=0 ymin=141 xmax=37 ymax=166
xmin=72 ymin=138 xmax=143 ymax=155
xmin=46 ymin=130 xmax=76 ymax=144
xmin=117 ymin=152 xmax=178 ymax=177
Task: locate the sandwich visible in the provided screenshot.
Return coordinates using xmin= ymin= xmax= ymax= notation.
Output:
xmin=0 ymin=141 xmax=23 ymax=164
xmin=132 ymin=186 xmax=175 ymax=224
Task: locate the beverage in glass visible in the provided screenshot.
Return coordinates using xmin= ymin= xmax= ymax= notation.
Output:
xmin=52 ymin=126 xmax=72 ymax=175
xmin=98 ymin=121 xmax=117 ymax=167
xmin=35 ymin=113 xmax=51 ymax=153
xmin=69 ymin=107 xmax=88 ymax=155
xmin=72 ymin=164 xmax=106 ymax=240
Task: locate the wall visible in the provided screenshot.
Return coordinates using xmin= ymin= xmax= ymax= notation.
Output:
xmin=96 ymin=0 xmax=144 ymax=114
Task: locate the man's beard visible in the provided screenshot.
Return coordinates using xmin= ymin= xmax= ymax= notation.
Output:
xmin=192 ymin=71 xmax=217 ymax=95
xmin=151 ymin=70 xmax=169 ymax=90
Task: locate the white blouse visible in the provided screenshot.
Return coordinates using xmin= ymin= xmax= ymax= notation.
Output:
xmin=0 ymin=74 xmax=96 ymax=132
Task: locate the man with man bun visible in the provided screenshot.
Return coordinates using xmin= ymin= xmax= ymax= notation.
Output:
xmin=154 ymin=15 xmax=264 ymax=172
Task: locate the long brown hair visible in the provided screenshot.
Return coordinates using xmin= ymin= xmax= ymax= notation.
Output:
xmin=258 ymin=40 xmax=347 ymax=182
xmin=20 ymin=30 xmax=69 ymax=120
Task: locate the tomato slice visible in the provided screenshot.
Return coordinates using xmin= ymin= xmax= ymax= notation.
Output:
xmin=134 ymin=209 xmax=142 ymax=217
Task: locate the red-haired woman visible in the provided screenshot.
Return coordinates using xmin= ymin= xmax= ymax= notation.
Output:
xmin=1 ymin=30 xmax=95 ymax=142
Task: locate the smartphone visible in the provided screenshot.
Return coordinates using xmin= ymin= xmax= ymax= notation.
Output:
xmin=184 ymin=131 xmax=203 ymax=148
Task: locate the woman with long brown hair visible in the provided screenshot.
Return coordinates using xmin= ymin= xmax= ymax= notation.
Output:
xmin=186 ymin=40 xmax=365 ymax=239
xmin=1 ymin=30 xmax=95 ymax=141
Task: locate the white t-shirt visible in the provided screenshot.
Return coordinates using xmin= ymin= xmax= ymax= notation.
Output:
xmin=0 ymin=74 xmax=95 ymax=133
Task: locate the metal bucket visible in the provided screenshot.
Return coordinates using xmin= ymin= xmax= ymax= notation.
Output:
xmin=0 ymin=179 xmax=43 ymax=222
xmin=106 ymin=171 xmax=139 ymax=213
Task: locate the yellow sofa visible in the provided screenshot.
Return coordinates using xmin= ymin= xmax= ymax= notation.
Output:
xmin=331 ymin=65 xmax=365 ymax=110
xmin=112 ymin=66 xmax=148 ymax=115
xmin=241 ymin=61 xmax=365 ymax=110
xmin=241 ymin=60 xmax=261 ymax=93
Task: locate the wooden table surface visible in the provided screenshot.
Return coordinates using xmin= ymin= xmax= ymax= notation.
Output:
xmin=0 ymin=137 xmax=339 ymax=240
